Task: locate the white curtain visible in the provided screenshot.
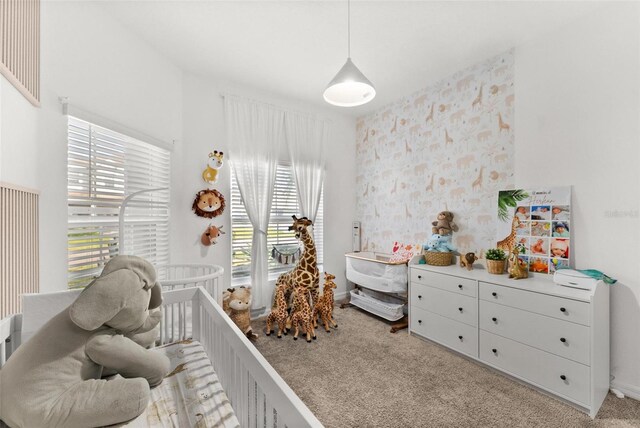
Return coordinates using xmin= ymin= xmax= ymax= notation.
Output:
xmin=225 ymin=95 xmax=285 ymax=309
xmin=285 ymin=112 xmax=329 ymax=222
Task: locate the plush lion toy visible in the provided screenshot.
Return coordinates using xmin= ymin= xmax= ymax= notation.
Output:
xmin=432 ymin=211 xmax=458 ymax=236
xmin=192 ymin=189 xmax=225 ymax=219
xmin=222 ymin=287 xmax=258 ymax=341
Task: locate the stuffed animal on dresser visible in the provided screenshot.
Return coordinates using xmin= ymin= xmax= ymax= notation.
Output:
xmin=431 ymin=211 xmax=459 ymax=236
xmin=0 ymin=256 xmax=171 ymax=428
xmin=459 ymin=252 xmax=478 ymax=271
xmin=223 ymin=286 xmax=258 ymax=340
xmin=508 ymin=251 xmax=529 ymax=280
xmin=424 ymin=233 xmax=456 ymax=253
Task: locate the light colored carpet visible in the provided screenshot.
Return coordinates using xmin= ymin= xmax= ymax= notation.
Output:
xmin=254 ymin=306 xmax=640 ymax=428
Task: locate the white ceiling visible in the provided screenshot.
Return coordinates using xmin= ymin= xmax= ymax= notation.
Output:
xmin=98 ymin=1 xmax=606 ymax=117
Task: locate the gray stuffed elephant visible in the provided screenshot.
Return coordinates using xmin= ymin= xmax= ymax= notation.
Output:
xmin=0 ymin=256 xmax=171 ymax=428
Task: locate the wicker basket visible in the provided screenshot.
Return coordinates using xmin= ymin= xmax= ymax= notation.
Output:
xmin=486 ymin=259 xmax=506 ymax=274
xmin=424 ymin=251 xmax=453 ymax=266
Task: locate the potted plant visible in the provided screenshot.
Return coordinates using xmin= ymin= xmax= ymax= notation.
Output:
xmin=485 ymin=248 xmax=507 ymax=274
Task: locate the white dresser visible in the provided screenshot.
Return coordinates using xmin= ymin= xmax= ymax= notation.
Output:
xmin=409 ymin=264 xmax=609 ymax=418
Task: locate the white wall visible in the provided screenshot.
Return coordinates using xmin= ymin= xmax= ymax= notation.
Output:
xmin=0 ymin=78 xmax=40 ymax=189
xmin=1 ymin=2 xmax=183 ymax=293
xmin=174 ymin=73 xmax=356 ymax=301
xmin=515 ymin=3 xmax=640 ymax=395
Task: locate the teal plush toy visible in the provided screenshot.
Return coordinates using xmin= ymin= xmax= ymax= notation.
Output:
xmin=424 ymin=234 xmax=456 ymax=253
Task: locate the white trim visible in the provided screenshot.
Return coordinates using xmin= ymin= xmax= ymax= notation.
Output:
xmin=334 ymin=290 xmax=348 ymax=302
xmin=611 ymin=379 xmax=640 ymax=401
xmin=60 ymin=99 xmax=174 ymax=151
xmin=0 ymin=181 xmax=39 ymax=195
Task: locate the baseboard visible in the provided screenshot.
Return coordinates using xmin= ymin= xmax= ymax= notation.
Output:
xmin=610 ymin=380 xmax=640 ymax=401
xmin=334 ymin=291 xmax=348 ymax=301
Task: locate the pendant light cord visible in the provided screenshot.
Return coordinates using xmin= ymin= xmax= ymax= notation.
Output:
xmin=348 ymin=0 xmax=351 ymax=58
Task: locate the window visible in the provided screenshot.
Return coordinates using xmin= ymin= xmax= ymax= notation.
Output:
xmin=67 ymin=116 xmax=170 ymax=288
xmin=231 ymin=164 xmax=323 ymax=280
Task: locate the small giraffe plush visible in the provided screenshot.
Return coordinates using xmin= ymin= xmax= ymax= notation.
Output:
xmin=290 ymin=284 xmax=316 ymax=343
xmin=266 ymin=284 xmax=289 ymax=338
xmin=508 ymin=251 xmax=529 ymax=280
xmin=313 ymin=272 xmax=338 ymax=333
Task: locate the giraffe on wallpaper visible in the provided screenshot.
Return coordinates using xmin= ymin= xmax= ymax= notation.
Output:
xmin=498 ymin=112 xmax=511 ymax=133
xmin=425 ymin=103 xmax=434 ymax=123
xmin=472 ymin=166 xmax=484 ymax=191
xmin=355 ymin=50 xmax=515 ymax=255
xmin=472 ymin=84 xmax=484 ymax=109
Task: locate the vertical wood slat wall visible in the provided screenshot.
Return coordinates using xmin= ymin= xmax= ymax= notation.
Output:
xmin=0 ymin=0 xmax=40 ymax=106
xmin=0 ymin=183 xmax=39 ymax=318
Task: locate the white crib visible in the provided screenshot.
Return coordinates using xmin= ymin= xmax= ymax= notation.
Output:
xmin=0 ymin=287 xmax=322 ymax=428
xmin=155 ymin=263 xmax=225 ymax=344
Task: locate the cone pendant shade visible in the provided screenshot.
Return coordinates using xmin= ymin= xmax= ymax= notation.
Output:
xmin=323 ymin=57 xmax=376 ymax=107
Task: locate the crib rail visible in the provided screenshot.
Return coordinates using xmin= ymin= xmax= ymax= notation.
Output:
xmin=162 ymin=287 xmax=322 ymax=428
xmin=156 ymin=264 xmax=223 ymax=299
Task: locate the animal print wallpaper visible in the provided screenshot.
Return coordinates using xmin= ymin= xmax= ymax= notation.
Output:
xmin=355 ymin=50 xmax=515 ymax=257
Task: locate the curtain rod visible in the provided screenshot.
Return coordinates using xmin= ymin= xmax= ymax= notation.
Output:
xmin=219 ymin=92 xmax=333 ymax=124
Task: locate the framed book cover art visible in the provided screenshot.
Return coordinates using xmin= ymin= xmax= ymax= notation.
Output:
xmin=496 ymin=187 xmax=571 ymax=274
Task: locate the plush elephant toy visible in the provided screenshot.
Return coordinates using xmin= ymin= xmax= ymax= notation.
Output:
xmin=0 ymin=256 xmax=170 ymax=428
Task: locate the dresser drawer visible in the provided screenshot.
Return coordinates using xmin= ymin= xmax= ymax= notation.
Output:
xmin=479 ymin=282 xmax=590 ymax=326
xmin=412 ymin=282 xmax=477 ymax=327
xmin=411 ymin=269 xmax=477 ymax=298
xmin=479 ymin=300 xmax=590 ymax=365
xmin=411 ymin=306 xmax=478 ymax=358
xmin=479 ymin=331 xmax=590 ymax=405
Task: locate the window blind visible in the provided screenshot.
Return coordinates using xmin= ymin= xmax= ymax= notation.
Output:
xmin=67 ymin=116 xmax=170 ymax=288
xmin=231 ymin=164 xmax=323 ymax=279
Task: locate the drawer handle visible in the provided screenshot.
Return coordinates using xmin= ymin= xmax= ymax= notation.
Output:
xmin=560 ymin=375 xmax=567 ymax=381
xmin=492 ymin=292 xmax=497 ymax=297
xmin=560 ymin=337 xmax=566 ymax=343
xmin=418 ymin=275 xmax=422 ymax=279
xmin=492 ymin=348 xmax=497 ymax=354
xmin=458 ymin=284 xmax=463 ymax=289
xmin=492 ymin=317 xmax=497 ymax=322
xmin=458 ymin=307 xmax=463 ymax=312
xmin=418 ymin=295 xmax=422 ymax=299
xmin=560 ymin=307 xmax=567 ymax=313
xmin=418 ymin=320 xmax=422 ymax=324
xmin=458 ymin=335 xmax=463 ymax=340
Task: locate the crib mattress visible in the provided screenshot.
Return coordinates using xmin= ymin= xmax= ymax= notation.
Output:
xmin=118 ymin=340 xmax=240 ymax=428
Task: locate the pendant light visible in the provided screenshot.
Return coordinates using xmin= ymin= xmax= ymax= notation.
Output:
xmin=323 ymin=0 xmax=376 ymax=107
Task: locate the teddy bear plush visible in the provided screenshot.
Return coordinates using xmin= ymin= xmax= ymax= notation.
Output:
xmin=431 ymin=211 xmax=459 ymax=236
xmin=223 ymin=286 xmax=258 ymax=340
xmin=0 ymin=256 xmax=170 ymax=428
xmin=424 ymin=233 xmax=456 ymax=253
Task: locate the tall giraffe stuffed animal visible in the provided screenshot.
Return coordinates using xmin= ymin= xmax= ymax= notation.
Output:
xmin=497 ymin=216 xmax=520 ymax=255
xmin=313 ymin=272 xmax=338 ymax=333
xmin=272 ymin=216 xmax=319 ymax=326
xmin=265 ymin=284 xmax=288 ymax=338
xmin=290 ymin=284 xmax=317 ymax=343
